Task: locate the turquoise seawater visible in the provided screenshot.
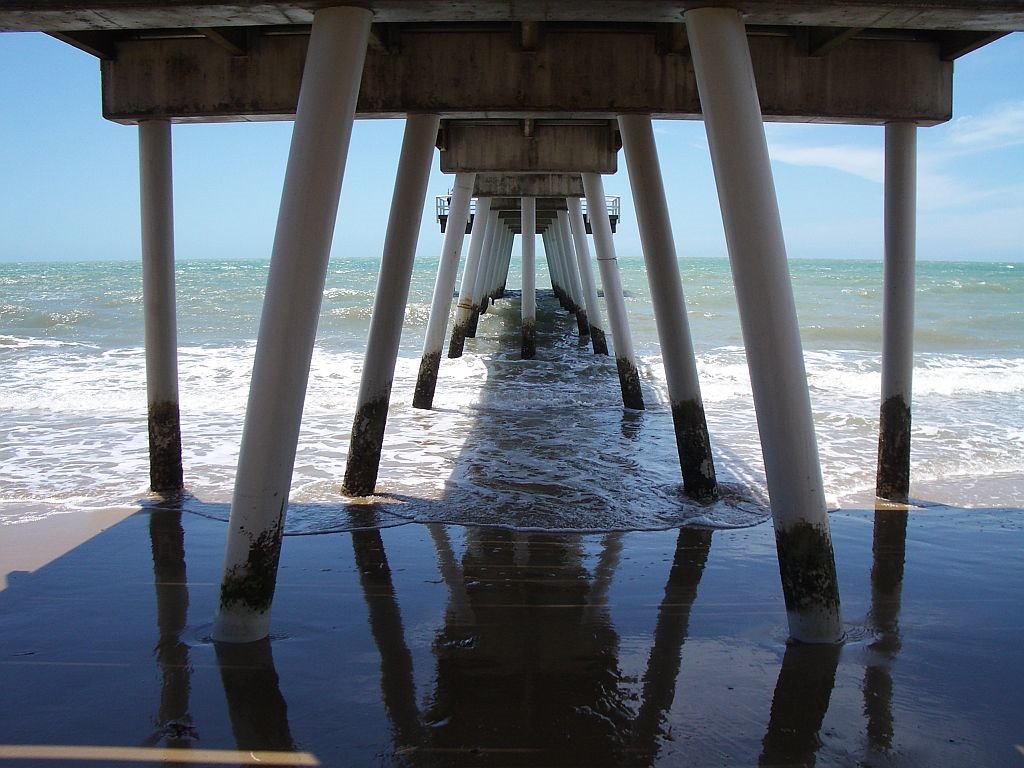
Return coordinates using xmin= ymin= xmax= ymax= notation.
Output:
xmin=1 ymin=257 xmax=1021 ymax=528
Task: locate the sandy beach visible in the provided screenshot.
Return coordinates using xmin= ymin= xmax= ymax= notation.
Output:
xmin=1 ymin=474 xmax=1021 ymax=767
xmin=2 ymin=259 xmax=1021 ymax=765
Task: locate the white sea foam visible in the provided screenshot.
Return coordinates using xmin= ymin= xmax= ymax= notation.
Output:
xmin=2 ymin=258 xmax=1021 ymax=528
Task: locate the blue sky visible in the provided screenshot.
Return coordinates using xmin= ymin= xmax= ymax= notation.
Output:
xmin=0 ymin=30 xmax=1021 ymax=263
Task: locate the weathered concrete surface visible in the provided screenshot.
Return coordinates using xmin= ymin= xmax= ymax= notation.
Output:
xmin=473 ymin=173 xmax=584 ymax=198
xmin=100 ymin=27 xmax=954 ymax=124
xmin=440 ymin=122 xmax=617 ymax=173
xmin=148 ymin=399 xmax=183 ymax=492
xmin=774 ymin=521 xmax=843 ymax=642
xmin=589 ymin=325 xmax=609 ymax=356
xmin=5 ymin=2 xmax=1024 ymax=31
xmin=574 ymin=307 xmax=590 ymax=337
xmin=521 ymin=318 xmax=536 ymax=360
xmin=671 ymin=398 xmax=718 ymax=501
xmin=342 ymin=395 xmax=391 ymax=497
xmin=412 ymin=350 xmax=441 ymax=410
xmin=218 ymin=512 xmax=284 ymax=617
xmin=616 ymin=357 xmax=645 ymax=411
xmin=447 ymin=317 xmax=470 ymax=358
xmin=876 ymin=394 xmax=912 ymax=502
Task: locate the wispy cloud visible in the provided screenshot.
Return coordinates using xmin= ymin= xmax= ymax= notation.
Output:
xmin=764 ymin=100 xmax=1024 ymax=212
xmin=946 ymin=100 xmax=1024 ymax=153
xmin=768 ymin=143 xmax=883 ymax=183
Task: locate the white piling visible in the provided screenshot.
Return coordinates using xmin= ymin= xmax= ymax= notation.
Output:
xmin=342 ymin=113 xmax=440 ymax=497
xmin=138 ymin=119 xmax=183 ymax=492
xmin=566 ymin=200 xmax=609 ymax=355
xmin=468 ymin=209 xmax=500 ymax=336
xmin=521 ymin=197 xmax=537 ymax=359
xmin=496 ymin=224 xmax=513 ymax=298
xmin=541 ymin=228 xmax=562 ymax=305
xmin=619 ymin=114 xmax=718 ymax=500
xmin=496 ymin=223 xmax=514 ymax=298
xmin=449 ymin=198 xmax=492 ymax=358
xmin=876 ymin=122 xmax=917 ymax=502
xmin=556 ymin=212 xmax=591 ymax=337
xmin=213 ymin=6 xmax=372 ymax=643
xmin=582 ymin=172 xmax=644 ymax=410
xmin=544 ymin=226 xmax=567 ymax=308
xmin=413 ymin=172 xmax=475 ymax=410
xmin=686 ymin=6 xmax=842 ymax=643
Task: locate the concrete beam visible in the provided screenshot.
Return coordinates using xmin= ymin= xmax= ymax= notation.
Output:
xmin=490 ymin=197 xmax=569 ymax=212
xmin=439 ymin=121 xmax=618 ymax=173
xmin=196 ymin=26 xmax=249 ymax=56
xmin=473 ymin=173 xmax=584 ymax=198
xmin=100 ymin=26 xmax=953 ymax=125
xmin=5 ymin=2 xmax=1024 ymax=32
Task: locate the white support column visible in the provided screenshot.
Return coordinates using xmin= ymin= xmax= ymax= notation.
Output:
xmin=876 ymin=122 xmax=917 ymax=502
xmin=139 ymin=119 xmax=183 ymax=493
xmin=619 ymin=114 xmax=718 ymax=500
xmin=213 ymin=6 xmax=372 ymax=644
xmin=540 ymin=228 xmax=559 ymax=301
xmin=686 ymin=6 xmax=841 ymax=643
xmin=413 ymin=172 xmax=475 ymax=410
xmin=495 ymin=224 xmax=513 ymax=299
xmin=544 ymin=226 xmax=566 ymax=308
xmin=468 ymin=209 xmax=500 ymax=336
xmin=477 ymin=223 xmax=498 ymax=312
xmin=582 ymin=172 xmax=644 ymax=410
xmin=521 ymin=197 xmax=537 ymax=359
xmin=449 ymin=199 xmax=491 ymax=358
xmin=343 ymin=113 xmax=440 ymax=497
xmin=567 ymin=200 xmax=609 ymax=355
xmin=557 ymin=212 xmax=591 ymax=337
xmin=497 ymin=223 xmax=514 ymax=298
xmin=549 ymin=223 xmax=567 ymax=299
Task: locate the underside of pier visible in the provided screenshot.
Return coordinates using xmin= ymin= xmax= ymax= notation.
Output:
xmin=1 ymin=2 xmax=1018 ymax=125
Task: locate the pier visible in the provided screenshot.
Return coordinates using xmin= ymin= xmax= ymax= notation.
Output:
xmin=2 ymin=2 xmax=1022 ymax=650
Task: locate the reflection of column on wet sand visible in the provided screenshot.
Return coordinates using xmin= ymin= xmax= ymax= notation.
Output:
xmin=214 ymin=639 xmax=296 ymax=752
xmin=759 ymin=641 xmax=841 ymax=767
xmin=583 ymin=532 xmax=623 ymax=623
xmin=632 ymin=528 xmax=713 ymax=760
xmin=146 ymin=510 xmax=194 ymax=747
xmin=351 ymin=528 xmax=423 ymax=746
xmin=420 ymin=529 xmax=630 ymax=765
xmin=865 ymin=507 xmax=908 ymax=753
xmin=428 ymin=524 xmax=474 ymax=625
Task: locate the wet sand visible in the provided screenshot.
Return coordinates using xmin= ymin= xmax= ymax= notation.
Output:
xmin=1 ymin=485 xmax=1022 ymax=767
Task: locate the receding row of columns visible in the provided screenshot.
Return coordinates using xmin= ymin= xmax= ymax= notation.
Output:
xmin=129 ymin=5 xmax=920 ymax=646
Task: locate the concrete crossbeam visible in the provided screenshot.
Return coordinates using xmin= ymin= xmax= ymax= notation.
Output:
xmin=100 ymin=27 xmax=953 ymax=125
xmin=440 ymin=122 xmax=617 ymax=173
xmin=473 ymin=173 xmax=584 ymax=198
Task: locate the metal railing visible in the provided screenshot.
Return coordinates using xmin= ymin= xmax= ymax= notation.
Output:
xmin=435 ymin=194 xmax=620 ymax=221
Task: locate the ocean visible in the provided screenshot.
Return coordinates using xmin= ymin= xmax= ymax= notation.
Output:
xmin=1 ymin=256 xmax=1021 ymax=530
